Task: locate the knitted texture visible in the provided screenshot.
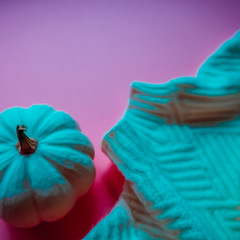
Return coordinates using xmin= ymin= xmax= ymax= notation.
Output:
xmin=84 ymin=31 xmax=240 ymax=240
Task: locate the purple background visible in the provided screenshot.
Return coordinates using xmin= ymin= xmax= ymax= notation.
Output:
xmin=0 ymin=0 xmax=240 ymax=239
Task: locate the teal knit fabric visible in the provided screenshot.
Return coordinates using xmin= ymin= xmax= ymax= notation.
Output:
xmin=84 ymin=31 xmax=240 ymax=240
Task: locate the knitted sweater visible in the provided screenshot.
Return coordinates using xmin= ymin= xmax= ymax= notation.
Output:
xmin=84 ymin=31 xmax=240 ymax=240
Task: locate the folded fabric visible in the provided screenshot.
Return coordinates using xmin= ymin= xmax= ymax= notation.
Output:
xmin=84 ymin=31 xmax=240 ymax=240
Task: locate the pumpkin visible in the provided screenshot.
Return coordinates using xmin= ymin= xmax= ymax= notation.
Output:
xmin=0 ymin=104 xmax=95 ymax=228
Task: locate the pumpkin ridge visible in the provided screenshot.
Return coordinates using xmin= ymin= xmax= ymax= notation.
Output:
xmin=41 ymin=142 xmax=94 ymax=160
xmin=24 ymin=156 xmax=49 ymax=224
xmin=0 ymin=126 xmax=16 ymax=143
xmin=23 ymin=158 xmax=42 ymax=224
xmin=38 ymin=145 xmax=94 ymax=167
xmin=25 ymin=105 xmax=55 ymax=136
xmin=0 ymin=151 xmax=17 ymax=190
xmin=0 ymin=116 xmax=16 ymax=139
xmin=0 ymin=143 xmax=15 ymax=153
xmin=25 ymin=154 xmax=76 ymax=222
xmin=45 ymin=157 xmax=94 ymax=198
xmin=34 ymin=111 xmax=80 ymax=140
xmin=0 ymin=107 xmax=26 ymax=138
xmin=0 ymin=158 xmax=24 ymax=203
xmin=39 ymin=129 xmax=94 ymax=158
xmin=39 ymin=128 xmax=86 ymax=143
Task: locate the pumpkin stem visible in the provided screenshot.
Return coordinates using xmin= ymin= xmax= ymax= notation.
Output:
xmin=16 ymin=125 xmax=38 ymax=155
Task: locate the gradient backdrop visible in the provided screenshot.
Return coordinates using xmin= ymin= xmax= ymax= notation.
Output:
xmin=0 ymin=0 xmax=240 ymax=239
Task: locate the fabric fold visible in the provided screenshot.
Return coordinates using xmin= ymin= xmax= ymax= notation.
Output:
xmin=84 ymin=30 xmax=240 ymax=240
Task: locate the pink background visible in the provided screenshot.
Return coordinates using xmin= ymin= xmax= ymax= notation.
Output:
xmin=0 ymin=1 xmax=240 ymax=239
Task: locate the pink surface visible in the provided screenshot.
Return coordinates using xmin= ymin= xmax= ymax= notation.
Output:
xmin=0 ymin=1 xmax=240 ymax=239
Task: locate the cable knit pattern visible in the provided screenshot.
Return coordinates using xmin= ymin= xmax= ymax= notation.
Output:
xmin=84 ymin=31 xmax=240 ymax=240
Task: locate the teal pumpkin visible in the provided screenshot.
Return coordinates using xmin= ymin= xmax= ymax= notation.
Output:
xmin=0 ymin=104 xmax=95 ymax=228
